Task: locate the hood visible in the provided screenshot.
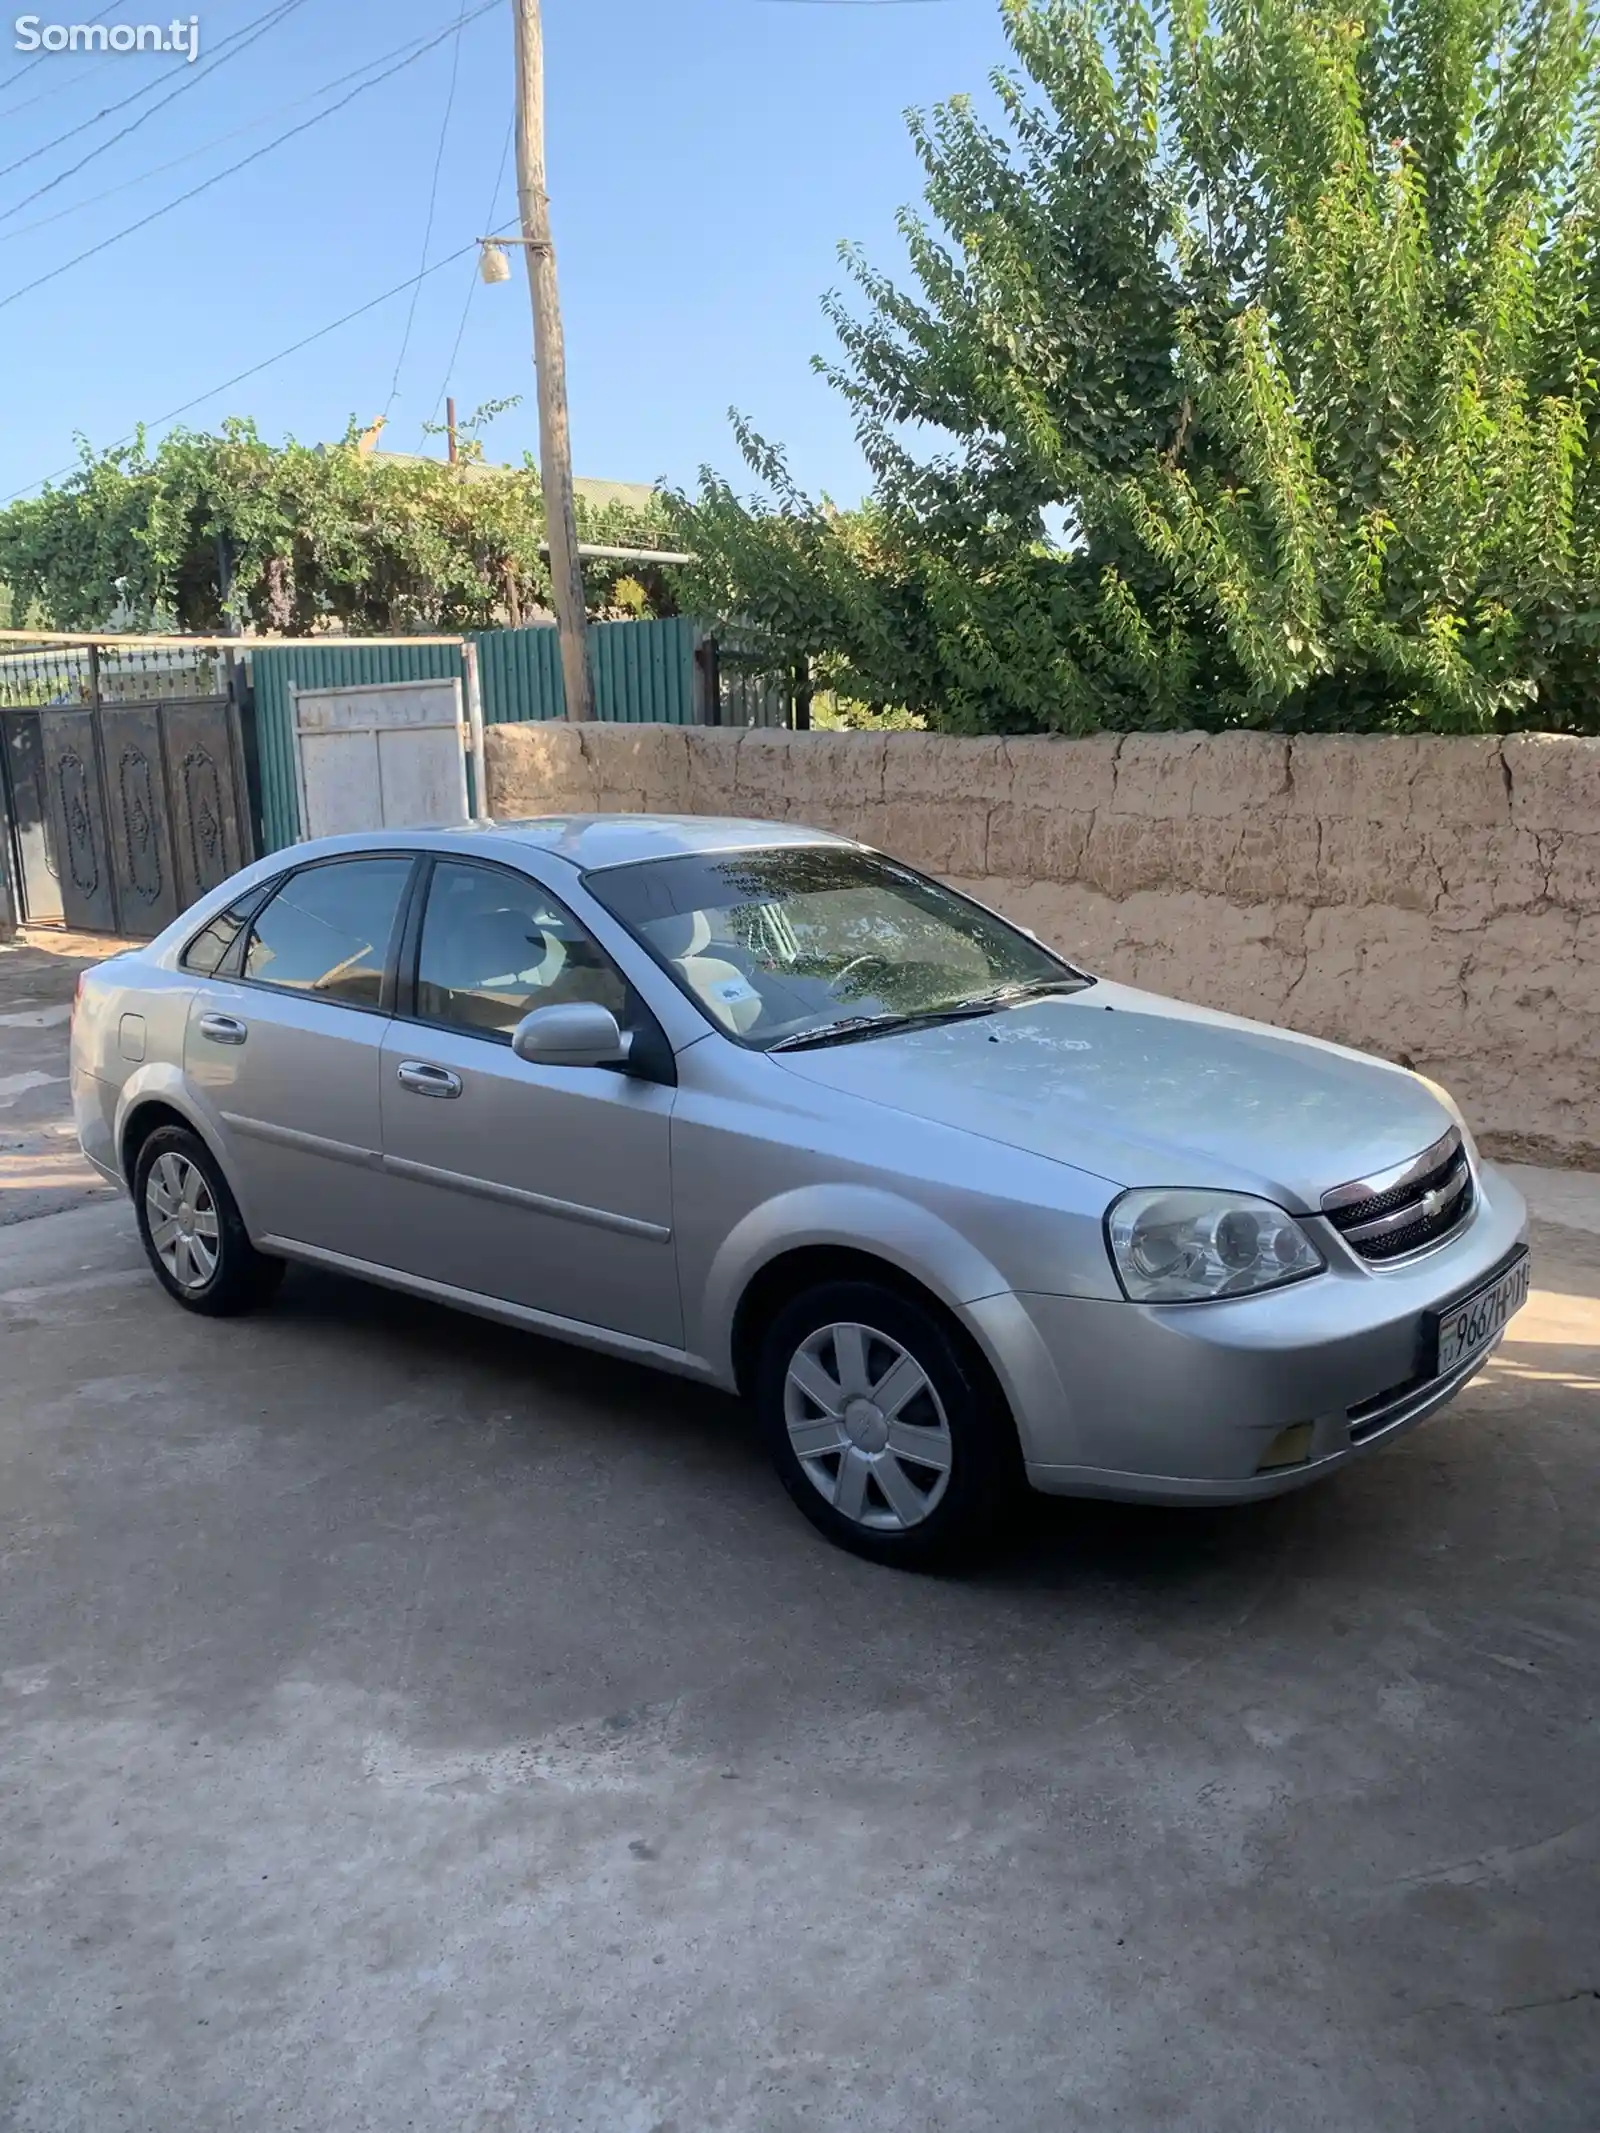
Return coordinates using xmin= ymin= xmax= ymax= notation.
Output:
xmin=770 ymin=981 xmax=1454 ymax=1213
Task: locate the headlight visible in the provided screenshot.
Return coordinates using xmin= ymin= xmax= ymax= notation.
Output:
xmin=1106 ymin=1188 xmax=1325 ymax=1303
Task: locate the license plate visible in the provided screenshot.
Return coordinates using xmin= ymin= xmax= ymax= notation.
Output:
xmin=1429 ymin=1251 xmax=1531 ymax=1375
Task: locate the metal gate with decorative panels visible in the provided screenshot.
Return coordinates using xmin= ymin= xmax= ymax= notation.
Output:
xmin=0 ymin=641 xmax=255 ymax=937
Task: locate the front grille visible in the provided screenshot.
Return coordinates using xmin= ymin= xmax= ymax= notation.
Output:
xmin=1323 ymin=1129 xmax=1475 ymax=1264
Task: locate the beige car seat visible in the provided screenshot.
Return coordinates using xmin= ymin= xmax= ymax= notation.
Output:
xmin=655 ymin=911 xmax=765 ymax=1035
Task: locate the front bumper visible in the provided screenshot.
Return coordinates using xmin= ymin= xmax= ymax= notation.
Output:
xmin=972 ymin=1160 xmax=1529 ymax=1505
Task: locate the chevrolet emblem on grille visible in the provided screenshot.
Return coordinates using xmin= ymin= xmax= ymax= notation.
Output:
xmin=1320 ymin=1128 xmax=1475 ymax=1261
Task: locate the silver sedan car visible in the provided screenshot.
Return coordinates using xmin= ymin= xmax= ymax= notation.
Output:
xmin=72 ymin=815 xmax=1531 ymax=1566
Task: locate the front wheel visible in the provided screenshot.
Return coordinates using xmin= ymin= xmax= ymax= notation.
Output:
xmin=755 ymin=1279 xmax=1020 ymax=1569
xmin=133 ymin=1125 xmax=283 ymax=1317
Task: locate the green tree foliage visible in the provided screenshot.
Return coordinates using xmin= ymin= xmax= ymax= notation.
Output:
xmin=0 ymin=417 xmax=678 ymax=634
xmin=673 ymin=0 xmax=1600 ymax=733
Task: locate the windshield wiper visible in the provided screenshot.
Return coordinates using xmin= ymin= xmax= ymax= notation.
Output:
xmin=768 ymin=1013 xmax=922 ymax=1052
xmin=767 ymin=977 xmax=1093 ymax=1053
xmin=945 ymin=976 xmax=1095 ymax=1015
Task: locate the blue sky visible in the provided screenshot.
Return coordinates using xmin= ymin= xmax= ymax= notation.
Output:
xmin=0 ymin=0 xmax=1014 ymax=508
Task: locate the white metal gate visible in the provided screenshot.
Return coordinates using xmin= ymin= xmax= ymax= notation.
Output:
xmin=289 ymin=678 xmax=471 ymax=839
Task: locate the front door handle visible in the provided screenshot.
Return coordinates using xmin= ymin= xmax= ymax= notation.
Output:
xmin=198 ymin=1013 xmax=248 ymax=1046
xmin=396 ymin=1060 xmax=463 ymax=1099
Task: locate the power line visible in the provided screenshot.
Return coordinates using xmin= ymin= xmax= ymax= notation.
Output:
xmin=385 ymin=0 xmax=473 ymax=417
xmin=0 ymin=0 xmax=132 ymax=96
xmin=428 ymin=121 xmax=515 ymax=438
xmin=0 ymin=0 xmax=312 ymax=215
xmin=0 ymin=7 xmax=510 ymax=249
xmin=1 ymin=243 xmax=482 ymax=507
xmin=0 ymin=48 xmax=123 ymax=124
xmin=0 ymin=0 xmax=224 ymax=122
xmin=0 ymin=0 xmax=298 ymax=187
xmin=0 ymin=1 xmax=502 ymax=313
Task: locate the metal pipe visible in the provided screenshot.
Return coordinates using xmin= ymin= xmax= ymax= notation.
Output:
xmin=542 ymin=542 xmax=696 ymax=565
xmin=461 ymin=640 xmax=489 ymax=823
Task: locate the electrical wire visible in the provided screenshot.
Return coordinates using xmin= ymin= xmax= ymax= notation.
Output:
xmin=0 ymin=0 xmax=300 ymax=188
xmin=427 ymin=121 xmax=515 ymax=440
xmin=0 ymin=0 xmax=132 ymax=96
xmin=0 ymin=47 xmax=127 ymax=125
xmin=0 ymin=0 xmax=313 ymax=212
xmin=0 ymin=6 xmax=509 ymax=249
xmin=0 ymin=242 xmax=483 ymax=507
xmin=385 ymin=0 xmax=473 ymax=417
xmin=0 ymin=0 xmax=501 ymax=312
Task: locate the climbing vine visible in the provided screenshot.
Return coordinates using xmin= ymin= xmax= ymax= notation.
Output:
xmin=0 ymin=416 xmax=679 ymax=634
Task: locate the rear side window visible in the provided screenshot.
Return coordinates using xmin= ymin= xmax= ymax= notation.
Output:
xmin=181 ymin=889 xmax=264 ymax=977
xmin=242 ymin=858 xmax=412 ymax=1007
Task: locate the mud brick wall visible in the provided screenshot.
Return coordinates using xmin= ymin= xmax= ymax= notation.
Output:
xmin=486 ymin=722 xmax=1600 ymax=1165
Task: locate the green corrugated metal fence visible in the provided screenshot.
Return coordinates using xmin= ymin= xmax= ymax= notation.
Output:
xmin=250 ymin=617 xmax=699 ymax=850
xmin=591 ymin=616 xmax=697 ymax=725
xmin=472 ymin=623 xmax=562 ymax=729
xmin=479 ymin=616 xmax=696 ymax=724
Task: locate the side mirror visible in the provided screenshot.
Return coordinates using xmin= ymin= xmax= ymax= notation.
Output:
xmin=510 ymin=1001 xmax=631 ymax=1069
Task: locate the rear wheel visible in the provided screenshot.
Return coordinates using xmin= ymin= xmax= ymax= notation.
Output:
xmin=755 ymin=1279 xmax=1019 ymax=1569
xmin=133 ymin=1125 xmax=283 ymax=1317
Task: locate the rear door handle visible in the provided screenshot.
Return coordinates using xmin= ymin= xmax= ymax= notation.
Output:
xmin=198 ymin=1013 xmax=248 ymax=1046
xmin=396 ymin=1060 xmax=463 ymax=1099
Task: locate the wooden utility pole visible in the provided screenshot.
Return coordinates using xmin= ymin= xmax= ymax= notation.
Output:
xmin=445 ymin=395 xmax=458 ymax=465
xmin=512 ymin=0 xmax=593 ymax=721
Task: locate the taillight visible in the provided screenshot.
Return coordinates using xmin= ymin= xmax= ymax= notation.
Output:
xmin=71 ymin=971 xmax=86 ymax=1026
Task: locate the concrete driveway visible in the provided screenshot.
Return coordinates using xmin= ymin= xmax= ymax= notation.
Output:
xmin=0 ymin=934 xmax=126 ymax=1226
xmin=0 ymin=951 xmax=1596 ymax=2130
xmin=2 ymin=1201 xmax=1596 ymax=2130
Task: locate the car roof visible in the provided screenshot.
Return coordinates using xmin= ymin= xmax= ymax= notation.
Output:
xmin=274 ymin=815 xmax=856 ymax=874
xmin=498 ymin=814 xmax=855 ymax=871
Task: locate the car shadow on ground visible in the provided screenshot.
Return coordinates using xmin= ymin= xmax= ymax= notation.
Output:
xmin=265 ymin=1258 xmax=1320 ymax=1602
xmin=255 ymin=1208 xmax=1599 ymax=1616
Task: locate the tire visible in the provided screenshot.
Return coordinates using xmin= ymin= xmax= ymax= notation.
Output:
xmin=755 ymin=1278 xmax=1021 ymax=1570
xmin=132 ymin=1124 xmax=284 ymax=1318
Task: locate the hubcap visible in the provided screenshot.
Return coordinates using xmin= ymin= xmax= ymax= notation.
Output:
xmin=145 ymin=1152 xmax=220 ymax=1292
xmin=784 ymin=1321 xmax=953 ymax=1531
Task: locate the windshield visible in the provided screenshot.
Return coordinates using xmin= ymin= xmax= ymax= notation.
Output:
xmin=584 ymin=844 xmax=1090 ymax=1050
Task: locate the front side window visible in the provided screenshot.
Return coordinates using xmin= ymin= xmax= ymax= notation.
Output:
xmin=415 ymin=860 xmax=629 ymax=1039
xmin=585 ymin=845 xmax=1089 ymax=1050
xmin=242 ymin=857 xmax=412 ymax=1007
